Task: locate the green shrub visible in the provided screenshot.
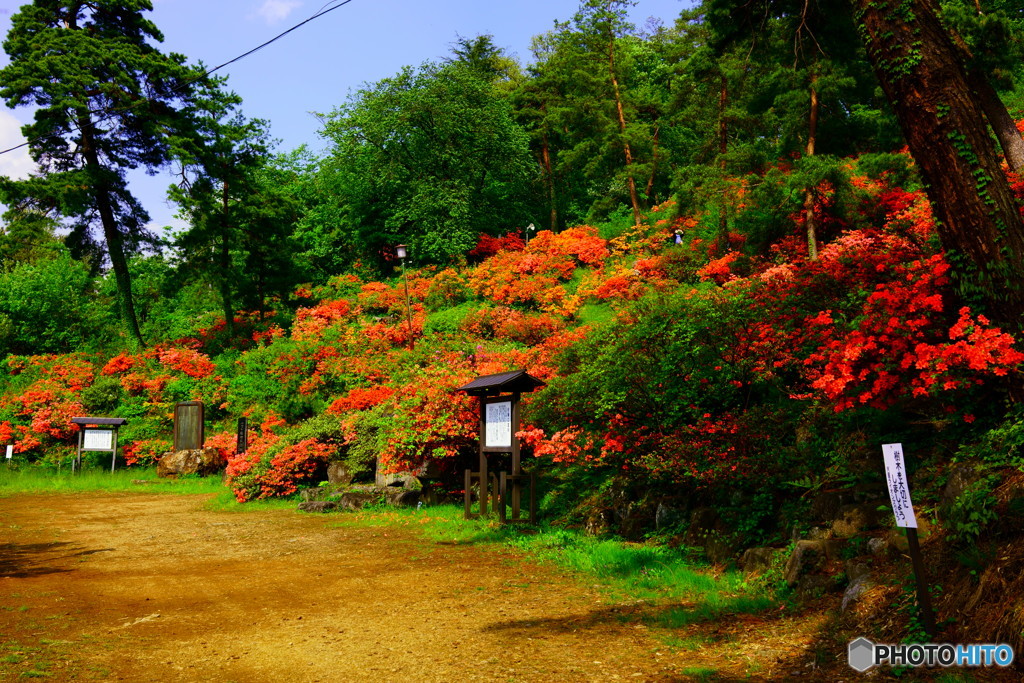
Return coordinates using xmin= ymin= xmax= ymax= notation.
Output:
xmin=946 ymin=477 xmax=998 ymax=547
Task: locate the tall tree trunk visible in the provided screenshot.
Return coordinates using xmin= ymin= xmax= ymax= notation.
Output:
xmin=718 ymin=73 xmax=729 ymax=249
xmin=646 ymin=125 xmax=660 ymax=203
xmin=942 ymin=12 xmax=1024 ymax=173
xmin=78 ymin=113 xmax=145 ymax=348
xmin=969 ymin=69 xmax=1024 ymax=174
xmin=220 ymin=179 xmax=235 ymax=338
xmin=607 ymin=32 xmax=642 ymax=226
xmin=804 ymin=82 xmax=820 ymax=261
xmin=853 ymin=0 xmax=1024 ymax=328
xmin=541 ymin=126 xmax=558 ymax=231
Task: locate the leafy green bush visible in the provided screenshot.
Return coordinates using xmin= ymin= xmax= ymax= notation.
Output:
xmin=946 ymin=478 xmax=998 ymax=547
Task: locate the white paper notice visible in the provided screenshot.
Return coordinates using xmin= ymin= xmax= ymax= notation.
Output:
xmin=883 ymin=443 xmax=917 ymax=528
xmin=485 ymin=401 xmax=513 ymax=449
xmin=83 ymin=429 xmax=113 ymax=451
xmin=4 ymin=445 xmax=11 ymax=460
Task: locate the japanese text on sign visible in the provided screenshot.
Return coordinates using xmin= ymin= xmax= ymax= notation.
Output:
xmin=485 ymin=401 xmax=513 ymax=449
xmin=883 ymin=443 xmax=918 ymax=528
xmin=83 ymin=429 xmax=113 ymax=451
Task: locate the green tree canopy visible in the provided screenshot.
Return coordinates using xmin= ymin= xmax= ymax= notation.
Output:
xmin=316 ymin=61 xmax=535 ymax=268
xmin=0 ymin=0 xmax=203 ymax=347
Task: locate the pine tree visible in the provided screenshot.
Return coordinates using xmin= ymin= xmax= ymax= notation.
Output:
xmin=0 ymin=0 xmax=201 ymax=347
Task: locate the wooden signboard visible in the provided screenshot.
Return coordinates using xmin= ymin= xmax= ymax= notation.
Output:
xmin=173 ymin=401 xmax=205 ymax=451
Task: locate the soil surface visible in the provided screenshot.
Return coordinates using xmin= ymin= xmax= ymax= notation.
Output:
xmin=0 ymin=492 xmax=831 ymax=682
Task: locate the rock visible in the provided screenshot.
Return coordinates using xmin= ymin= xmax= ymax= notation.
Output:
xmin=739 ymin=547 xmax=778 ymax=576
xmin=300 ymin=487 xmax=327 ymax=502
xmin=297 ymin=501 xmax=337 ymax=513
xmin=584 ymin=509 xmax=614 ymax=536
xmin=867 ymin=536 xmax=894 ymax=558
xmin=385 ymin=489 xmax=420 ymax=507
xmin=831 ymin=503 xmax=884 ymax=538
xmin=842 ymin=573 xmax=872 ymax=612
xmin=845 ymin=561 xmax=872 ymax=584
xmin=655 ymin=503 xmax=684 ymax=531
xmin=339 ymin=491 xmax=379 ymax=511
xmin=156 ymin=447 xmax=224 ymax=478
xmin=327 ymin=461 xmax=354 ymax=486
xmin=784 ymin=539 xmax=846 ymax=588
xmin=300 ymin=485 xmax=345 ymax=502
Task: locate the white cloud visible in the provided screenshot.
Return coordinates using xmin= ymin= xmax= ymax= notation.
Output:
xmin=255 ymin=0 xmax=303 ymax=25
xmin=0 ymin=111 xmax=36 ymax=180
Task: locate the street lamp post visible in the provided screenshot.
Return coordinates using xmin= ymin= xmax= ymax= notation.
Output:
xmin=396 ymin=244 xmax=414 ymax=349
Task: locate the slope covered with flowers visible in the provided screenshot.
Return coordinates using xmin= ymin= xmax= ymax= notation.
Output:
xmin=1 ymin=154 xmax=1022 ymax=532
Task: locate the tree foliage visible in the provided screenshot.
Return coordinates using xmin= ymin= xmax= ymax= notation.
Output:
xmin=0 ymin=0 xmax=202 ymax=346
xmin=316 ymin=61 xmax=535 ymax=267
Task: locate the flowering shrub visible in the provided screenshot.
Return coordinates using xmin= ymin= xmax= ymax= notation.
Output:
xmin=468 ymin=231 xmax=525 ymax=259
xmin=121 ymin=439 xmax=172 ymax=467
xmin=0 ymin=354 xmax=93 ymax=455
xmin=469 ymin=226 xmax=609 ymax=315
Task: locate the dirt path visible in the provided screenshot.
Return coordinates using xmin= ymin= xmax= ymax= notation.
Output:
xmin=0 ymin=493 xmax=830 ymax=682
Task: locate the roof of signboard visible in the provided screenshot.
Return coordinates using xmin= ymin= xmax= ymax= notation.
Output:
xmin=71 ymin=417 xmax=128 ymax=426
xmin=455 ymin=369 xmax=546 ymax=396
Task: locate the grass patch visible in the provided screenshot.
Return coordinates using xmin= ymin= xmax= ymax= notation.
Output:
xmin=678 ymin=666 xmax=717 ymax=681
xmin=202 ymin=489 xmax=299 ymax=512
xmin=0 ymin=466 xmax=225 ymax=497
xmin=338 ymin=504 xmax=781 ymax=626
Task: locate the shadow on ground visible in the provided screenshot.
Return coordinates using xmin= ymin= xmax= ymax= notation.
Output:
xmin=0 ymin=541 xmax=112 ymax=578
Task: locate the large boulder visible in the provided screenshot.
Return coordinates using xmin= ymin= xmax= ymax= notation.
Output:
xmin=784 ymin=538 xmax=846 ymax=588
xmin=298 ymin=501 xmax=337 ymax=513
xmin=831 ymin=502 xmax=885 ymax=538
xmin=327 ymin=461 xmax=354 ymax=486
xmin=157 ymin=447 xmax=224 ymax=478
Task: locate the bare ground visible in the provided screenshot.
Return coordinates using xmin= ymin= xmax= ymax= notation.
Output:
xmin=1 ymin=492 xmax=842 ymax=682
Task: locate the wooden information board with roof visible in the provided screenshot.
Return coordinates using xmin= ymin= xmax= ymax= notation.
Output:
xmin=456 ymin=370 xmax=545 ymax=523
xmin=71 ymin=417 xmax=128 ymax=473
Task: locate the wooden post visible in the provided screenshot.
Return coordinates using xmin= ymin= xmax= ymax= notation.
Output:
xmin=464 ymin=469 xmax=473 ymax=519
xmin=511 ymin=391 xmax=521 ymax=519
xmin=906 ymin=527 xmax=937 ymax=638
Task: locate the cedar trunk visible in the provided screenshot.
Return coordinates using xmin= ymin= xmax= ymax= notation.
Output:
xmin=607 ymin=32 xmax=642 ymax=226
xmin=804 ymin=83 xmax=819 ymax=261
xmin=78 ymin=113 xmax=145 ymax=348
xmin=220 ymin=179 xmax=235 ymax=338
xmin=853 ymin=0 xmax=1024 ymax=327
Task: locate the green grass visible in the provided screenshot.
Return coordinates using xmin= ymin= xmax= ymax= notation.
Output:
xmin=202 ymin=489 xmax=299 ymax=512
xmin=338 ymin=504 xmax=781 ymax=625
xmin=0 ymin=466 xmax=226 ymax=497
xmin=678 ymin=666 xmax=718 ymax=681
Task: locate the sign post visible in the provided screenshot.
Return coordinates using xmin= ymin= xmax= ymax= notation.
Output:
xmin=173 ymin=401 xmax=205 ymax=451
xmin=4 ymin=444 xmax=12 ymax=466
xmin=236 ymin=417 xmax=249 ymax=455
xmin=71 ymin=417 xmax=127 ymax=473
xmin=456 ymin=370 xmax=545 ymax=522
xmin=883 ymin=443 xmax=936 ymax=637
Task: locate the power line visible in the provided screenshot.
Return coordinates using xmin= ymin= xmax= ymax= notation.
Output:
xmin=0 ymin=0 xmax=356 ymax=159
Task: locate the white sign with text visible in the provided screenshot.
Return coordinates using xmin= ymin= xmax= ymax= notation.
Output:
xmin=883 ymin=443 xmax=917 ymax=528
xmin=83 ymin=429 xmax=114 ymax=451
xmin=484 ymin=401 xmax=513 ymax=449
xmin=5 ymin=445 xmax=11 ymax=460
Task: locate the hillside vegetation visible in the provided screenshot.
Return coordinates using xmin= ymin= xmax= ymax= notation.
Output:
xmin=3 ymin=0 xmax=1024 ymax=662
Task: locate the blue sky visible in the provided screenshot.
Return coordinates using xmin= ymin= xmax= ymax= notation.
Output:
xmin=0 ymin=0 xmax=692 ymax=233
